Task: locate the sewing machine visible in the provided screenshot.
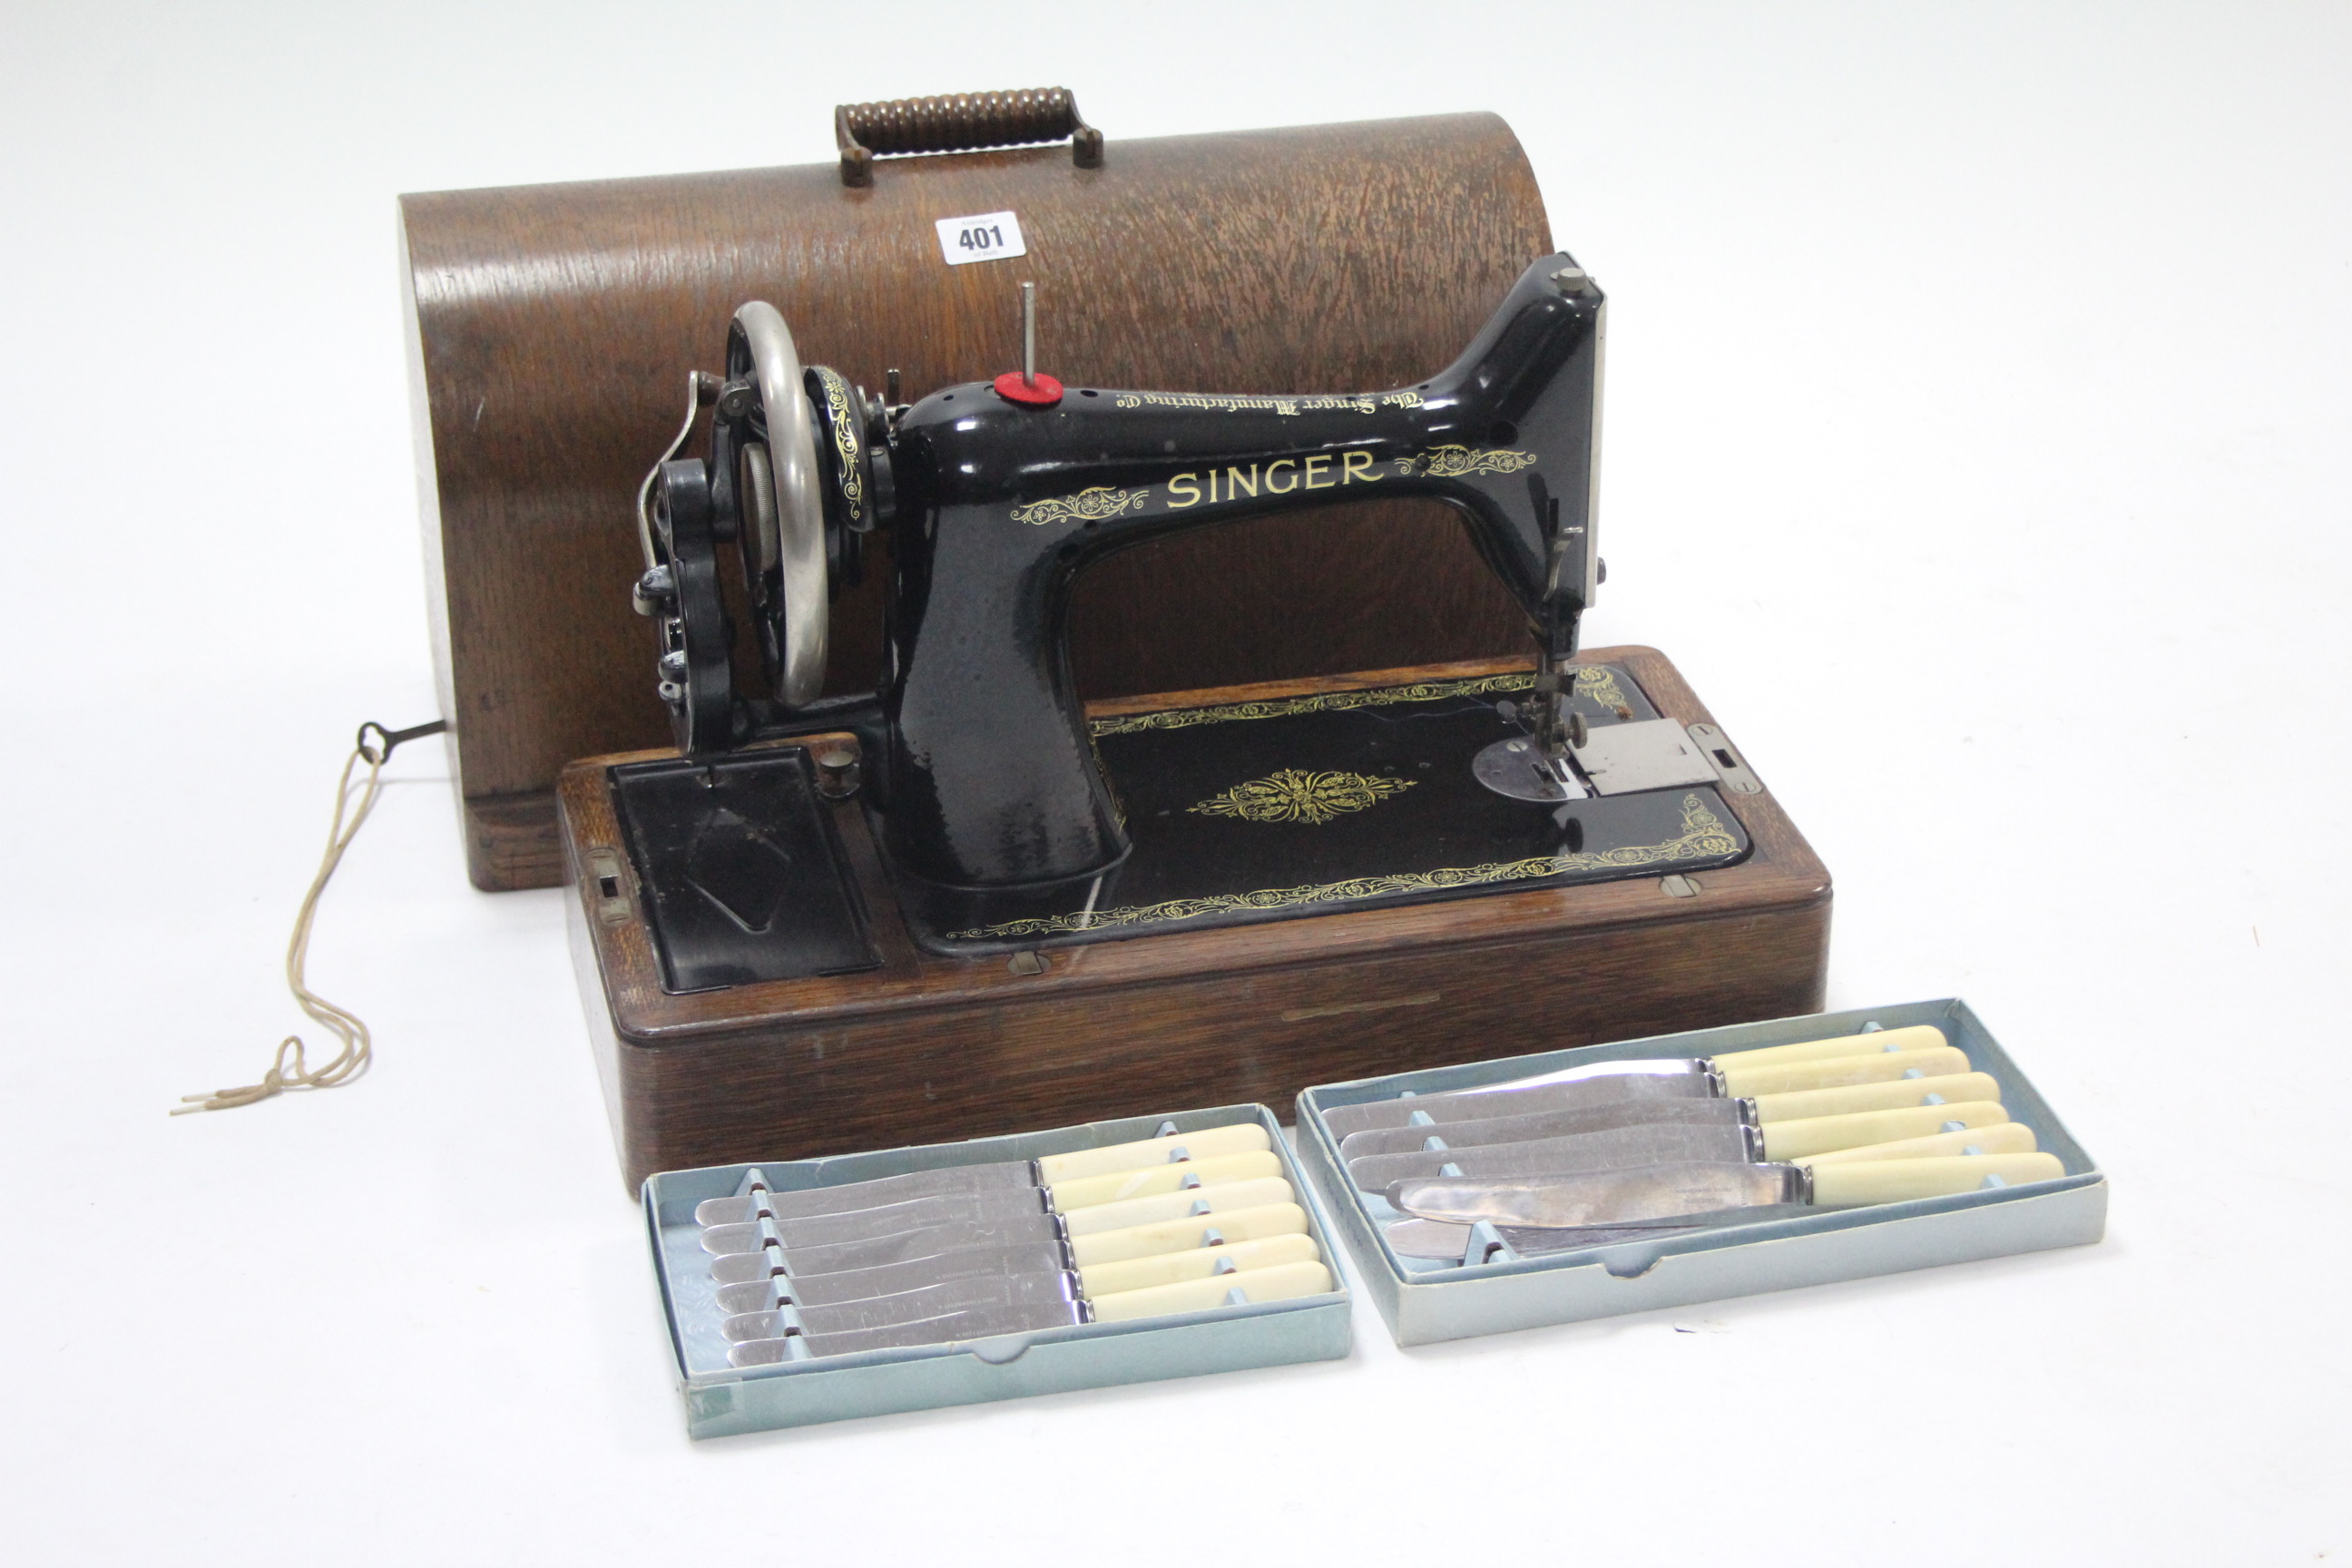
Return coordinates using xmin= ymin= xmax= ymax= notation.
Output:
xmin=557 ymin=250 xmax=1830 ymax=1188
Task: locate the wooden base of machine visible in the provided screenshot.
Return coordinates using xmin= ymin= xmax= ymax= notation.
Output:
xmin=559 ymin=648 xmax=1830 ymax=1191
xmin=461 ymin=791 xmax=564 ymax=891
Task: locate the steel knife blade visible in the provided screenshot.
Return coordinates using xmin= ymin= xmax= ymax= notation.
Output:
xmin=1338 ymin=1095 xmax=1751 ymax=1161
xmin=722 ymin=1269 xmax=1083 ymax=1343
xmin=1348 ymin=1118 xmax=1760 ymax=1190
xmin=769 ymin=1212 xmax=1067 ymax=1277
xmin=701 ymin=1187 xmax=1052 ymax=1256
xmin=798 ymin=1298 xmax=1088 ymax=1359
xmin=1318 ymin=1062 xmax=1718 ymax=1138
xmin=712 ymin=1240 xmax=1074 ymax=1315
xmin=1388 ymin=1162 xmax=1807 ymax=1227
xmin=709 ymin=1249 xmax=780 ymax=1288
xmin=693 ymin=1161 xmax=1037 ymax=1228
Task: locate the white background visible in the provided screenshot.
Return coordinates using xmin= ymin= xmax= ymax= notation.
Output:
xmin=4 ymin=3 xmax=2345 ymax=1562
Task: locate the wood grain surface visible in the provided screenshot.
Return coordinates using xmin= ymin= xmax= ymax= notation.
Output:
xmin=557 ymin=649 xmax=1834 ymax=1191
xmin=403 ymin=113 xmax=1553 ymax=888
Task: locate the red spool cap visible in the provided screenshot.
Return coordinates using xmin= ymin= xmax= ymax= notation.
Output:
xmin=993 ymin=370 xmax=1065 ymax=407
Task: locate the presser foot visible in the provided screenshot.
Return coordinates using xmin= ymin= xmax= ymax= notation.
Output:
xmin=1476 ymin=690 xmax=1591 ymax=803
xmin=1471 ymin=736 xmax=1588 ymax=803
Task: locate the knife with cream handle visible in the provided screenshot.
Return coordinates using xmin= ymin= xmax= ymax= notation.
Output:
xmin=1364 ymin=1100 xmax=2041 ymax=1184
xmin=725 ymin=1259 xmax=1336 ymax=1365
xmin=1318 ymin=1026 xmax=1951 ymax=1137
xmin=1346 ymin=1097 xmax=2019 ymax=1188
xmin=695 ymin=1149 xmax=1281 ymax=1230
xmin=712 ymin=1226 xmax=1325 ymax=1318
xmin=1481 ymin=1025 xmax=1954 ymax=1092
xmin=1388 ymin=1152 xmax=2067 ymax=1229
xmin=1332 ymin=1054 xmax=1988 ymax=1165
xmin=1344 ymin=1068 xmax=2005 ymax=1145
xmin=1347 ymin=1099 xmax=2032 ymax=1190
xmin=700 ymin=1172 xmax=1294 ymax=1258
xmin=718 ymin=1233 xmax=1328 ymax=1330
xmin=693 ymin=1126 xmax=1275 ymax=1228
xmin=706 ymin=1200 xmax=1315 ymax=1287
xmin=1379 ymin=1128 xmax=2043 ymax=1262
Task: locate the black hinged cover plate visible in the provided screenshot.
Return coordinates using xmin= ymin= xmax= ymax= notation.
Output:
xmin=612 ymin=750 xmax=878 ymax=993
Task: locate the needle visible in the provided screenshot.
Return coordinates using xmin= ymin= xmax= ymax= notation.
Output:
xmin=1021 ymin=280 xmax=1037 ymax=387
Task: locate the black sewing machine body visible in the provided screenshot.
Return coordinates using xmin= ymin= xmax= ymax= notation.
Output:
xmin=878 ymin=259 xmax=1600 ymax=890
xmin=601 ymin=255 xmax=1779 ymax=991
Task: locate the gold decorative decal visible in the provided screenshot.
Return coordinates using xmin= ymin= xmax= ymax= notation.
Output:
xmin=1572 ymin=665 xmax=1629 ymax=713
xmin=1089 ymin=665 xmax=1637 ymax=736
xmin=812 ymin=368 xmax=863 ymax=528
xmin=1395 ymin=446 xmax=1538 ymax=478
xmin=949 ymin=794 xmax=1739 ymax=939
xmin=1108 ymin=390 xmax=1426 ymax=416
xmin=1189 ymin=769 xmax=1416 ymax=826
xmin=1010 ymin=486 xmax=1150 ymax=527
xmin=1093 ymin=672 xmax=1532 ymax=736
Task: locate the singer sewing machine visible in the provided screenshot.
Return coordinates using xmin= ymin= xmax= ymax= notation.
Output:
xmin=554 ymin=251 xmax=1830 ymax=1187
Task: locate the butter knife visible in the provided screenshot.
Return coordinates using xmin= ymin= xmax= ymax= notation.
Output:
xmin=692 ymin=1128 xmax=1279 ymax=1229
xmin=1387 ymin=1152 xmax=2067 ymax=1229
xmin=726 ymin=1258 xmax=1335 ymax=1367
xmin=1348 ymin=1102 xmax=2040 ymax=1189
xmin=1318 ymin=1024 xmax=1954 ymax=1138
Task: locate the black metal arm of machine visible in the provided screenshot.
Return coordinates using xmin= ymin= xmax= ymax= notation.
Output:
xmin=635 ymin=253 xmax=1606 ymax=892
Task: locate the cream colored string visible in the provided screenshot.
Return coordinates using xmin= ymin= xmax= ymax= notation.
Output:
xmin=173 ymin=735 xmax=398 ymax=1114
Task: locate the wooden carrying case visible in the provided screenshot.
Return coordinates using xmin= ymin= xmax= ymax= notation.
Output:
xmin=405 ymin=100 xmax=1832 ymax=1191
xmin=564 ymin=649 xmax=1830 ymax=1191
xmin=400 ymin=106 xmax=1555 ymax=890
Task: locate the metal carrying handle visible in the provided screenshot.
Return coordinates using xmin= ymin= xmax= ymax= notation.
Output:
xmin=835 ymin=87 xmax=1102 ymax=187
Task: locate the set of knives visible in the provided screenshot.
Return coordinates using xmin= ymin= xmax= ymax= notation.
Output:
xmin=1316 ymin=1024 xmax=2065 ymax=1262
xmin=699 ymin=1122 xmax=1336 ymax=1365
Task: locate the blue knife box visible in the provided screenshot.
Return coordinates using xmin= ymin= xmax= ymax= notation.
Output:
xmin=643 ymin=1102 xmax=1352 ymax=1437
xmin=1294 ymin=998 xmax=2106 ymax=1347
